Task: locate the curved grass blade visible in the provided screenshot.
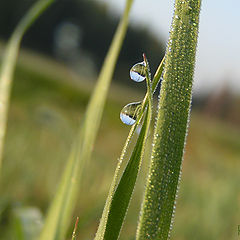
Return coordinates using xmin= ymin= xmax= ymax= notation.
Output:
xmin=95 ymin=56 xmax=165 ymax=240
xmin=140 ymin=56 xmax=164 ymax=115
xmin=0 ymin=0 xmax=55 ymax=170
xmin=95 ymin=55 xmax=153 ymax=240
xmin=39 ymin=1 xmax=134 ymax=240
xmin=94 ymin=119 xmax=138 ymax=240
xmin=104 ymin=106 xmax=151 ymax=240
xmin=136 ymin=0 xmax=201 ymax=239
xmin=152 ymin=56 xmax=165 ymax=92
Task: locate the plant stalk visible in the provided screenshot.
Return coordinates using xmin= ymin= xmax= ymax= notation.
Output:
xmin=136 ymin=0 xmax=201 ymax=239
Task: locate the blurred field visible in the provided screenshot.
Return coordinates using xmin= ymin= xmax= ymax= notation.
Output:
xmin=0 ymin=47 xmax=239 ymax=240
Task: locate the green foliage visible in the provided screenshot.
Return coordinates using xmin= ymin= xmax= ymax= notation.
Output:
xmin=0 ymin=0 xmax=208 ymax=239
xmin=103 ymin=107 xmax=151 ymax=240
xmin=95 ymin=56 xmax=154 ymax=240
xmin=38 ymin=1 xmax=134 ymax=240
xmin=0 ymin=0 xmax=55 ymax=169
xmin=1 ymin=48 xmax=240 ymax=240
xmin=136 ymin=0 xmax=201 ymax=239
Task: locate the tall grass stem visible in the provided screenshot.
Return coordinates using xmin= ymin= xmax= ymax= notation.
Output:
xmin=136 ymin=0 xmax=201 ymax=239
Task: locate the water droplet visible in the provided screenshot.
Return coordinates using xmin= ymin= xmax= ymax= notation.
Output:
xmin=120 ymin=101 xmax=142 ymax=125
xmin=130 ymin=61 xmax=146 ymax=82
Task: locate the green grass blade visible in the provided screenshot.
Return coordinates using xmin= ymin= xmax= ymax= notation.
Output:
xmin=152 ymin=57 xmax=165 ymax=91
xmin=141 ymin=56 xmax=164 ymax=112
xmin=39 ymin=1 xmax=134 ymax=240
xmin=95 ymin=56 xmax=153 ymax=240
xmin=94 ymin=120 xmax=138 ymax=240
xmin=136 ymin=0 xmax=201 ymax=239
xmin=104 ymin=106 xmax=151 ymax=240
xmin=0 ymin=0 xmax=55 ymax=170
xmin=95 ymin=56 xmax=164 ymax=240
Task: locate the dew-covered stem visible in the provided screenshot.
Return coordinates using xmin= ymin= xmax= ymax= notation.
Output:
xmin=95 ymin=55 xmax=153 ymax=240
xmin=137 ymin=0 xmax=201 ymax=239
xmin=143 ymin=54 xmax=153 ymax=113
xmin=141 ymin=57 xmax=164 ymax=112
xmin=152 ymin=57 xmax=165 ymax=92
xmin=94 ymin=120 xmax=138 ymax=240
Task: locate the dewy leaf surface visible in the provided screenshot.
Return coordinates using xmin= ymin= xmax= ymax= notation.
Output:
xmin=137 ymin=0 xmax=201 ymax=239
xmin=104 ymin=106 xmax=151 ymax=240
xmin=95 ymin=55 xmax=153 ymax=240
xmin=95 ymin=56 xmax=164 ymax=240
xmin=39 ymin=1 xmax=134 ymax=240
xmin=0 ymin=0 xmax=55 ymax=170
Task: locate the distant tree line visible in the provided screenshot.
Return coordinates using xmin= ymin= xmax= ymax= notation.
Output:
xmin=0 ymin=0 xmax=165 ymax=84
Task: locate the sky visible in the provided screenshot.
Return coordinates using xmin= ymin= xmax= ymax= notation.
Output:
xmin=98 ymin=0 xmax=240 ymax=95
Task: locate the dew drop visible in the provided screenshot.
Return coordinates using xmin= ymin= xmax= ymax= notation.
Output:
xmin=130 ymin=61 xmax=146 ymax=82
xmin=120 ymin=101 xmax=142 ymax=125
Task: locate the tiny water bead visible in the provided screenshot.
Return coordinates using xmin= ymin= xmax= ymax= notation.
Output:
xmin=120 ymin=102 xmax=142 ymax=125
xmin=130 ymin=61 xmax=146 ymax=82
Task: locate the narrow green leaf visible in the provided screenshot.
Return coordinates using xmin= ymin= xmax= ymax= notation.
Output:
xmin=141 ymin=56 xmax=164 ymax=113
xmin=104 ymin=106 xmax=151 ymax=240
xmin=94 ymin=56 xmax=164 ymax=240
xmin=0 ymin=0 xmax=55 ymax=170
xmin=39 ymin=1 xmax=134 ymax=240
xmin=94 ymin=120 xmax=138 ymax=240
xmin=152 ymin=57 xmax=165 ymax=91
xmin=95 ymin=56 xmax=153 ymax=240
xmin=136 ymin=1 xmax=201 ymax=239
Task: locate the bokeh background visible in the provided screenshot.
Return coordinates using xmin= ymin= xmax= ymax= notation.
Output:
xmin=0 ymin=0 xmax=239 ymax=239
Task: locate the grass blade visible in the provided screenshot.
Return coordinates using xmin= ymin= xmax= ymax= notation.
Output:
xmin=95 ymin=55 xmax=153 ymax=240
xmin=39 ymin=1 xmax=134 ymax=239
xmin=141 ymin=56 xmax=164 ymax=111
xmin=94 ymin=117 xmax=138 ymax=240
xmin=136 ymin=0 xmax=201 ymax=239
xmin=0 ymin=0 xmax=55 ymax=170
xmin=104 ymin=106 xmax=151 ymax=240
xmin=94 ymin=57 xmax=165 ymax=240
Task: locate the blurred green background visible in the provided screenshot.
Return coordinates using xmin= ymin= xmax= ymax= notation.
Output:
xmin=0 ymin=0 xmax=240 ymax=239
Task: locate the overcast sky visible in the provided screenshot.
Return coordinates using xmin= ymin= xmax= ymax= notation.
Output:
xmin=98 ymin=0 xmax=240 ymax=95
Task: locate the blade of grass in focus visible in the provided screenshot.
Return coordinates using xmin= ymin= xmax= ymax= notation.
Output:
xmin=0 ymin=0 xmax=55 ymax=171
xmin=39 ymin=1 xmax=134 ymax=239
xmin=95 ymin=55 xmax=153 ymax=240
xmin=136 ymin=0 xmax=201 ymax=239
xmin=94 ymin=57 xmax=164 ymax=240
xmin=103 ymin=106 xmax=151 ymax=240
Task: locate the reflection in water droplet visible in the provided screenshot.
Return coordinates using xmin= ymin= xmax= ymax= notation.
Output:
xmin=130 ymin=61 xmax=146 ymax=82
xmin=120 ymin=101 xmax=142 ymax=125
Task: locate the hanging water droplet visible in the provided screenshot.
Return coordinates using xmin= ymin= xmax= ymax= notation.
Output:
xmin=120 ymin=101 xmax=141 ymax=125
xmin=130 ymin=61 xmax=146 ymax=82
